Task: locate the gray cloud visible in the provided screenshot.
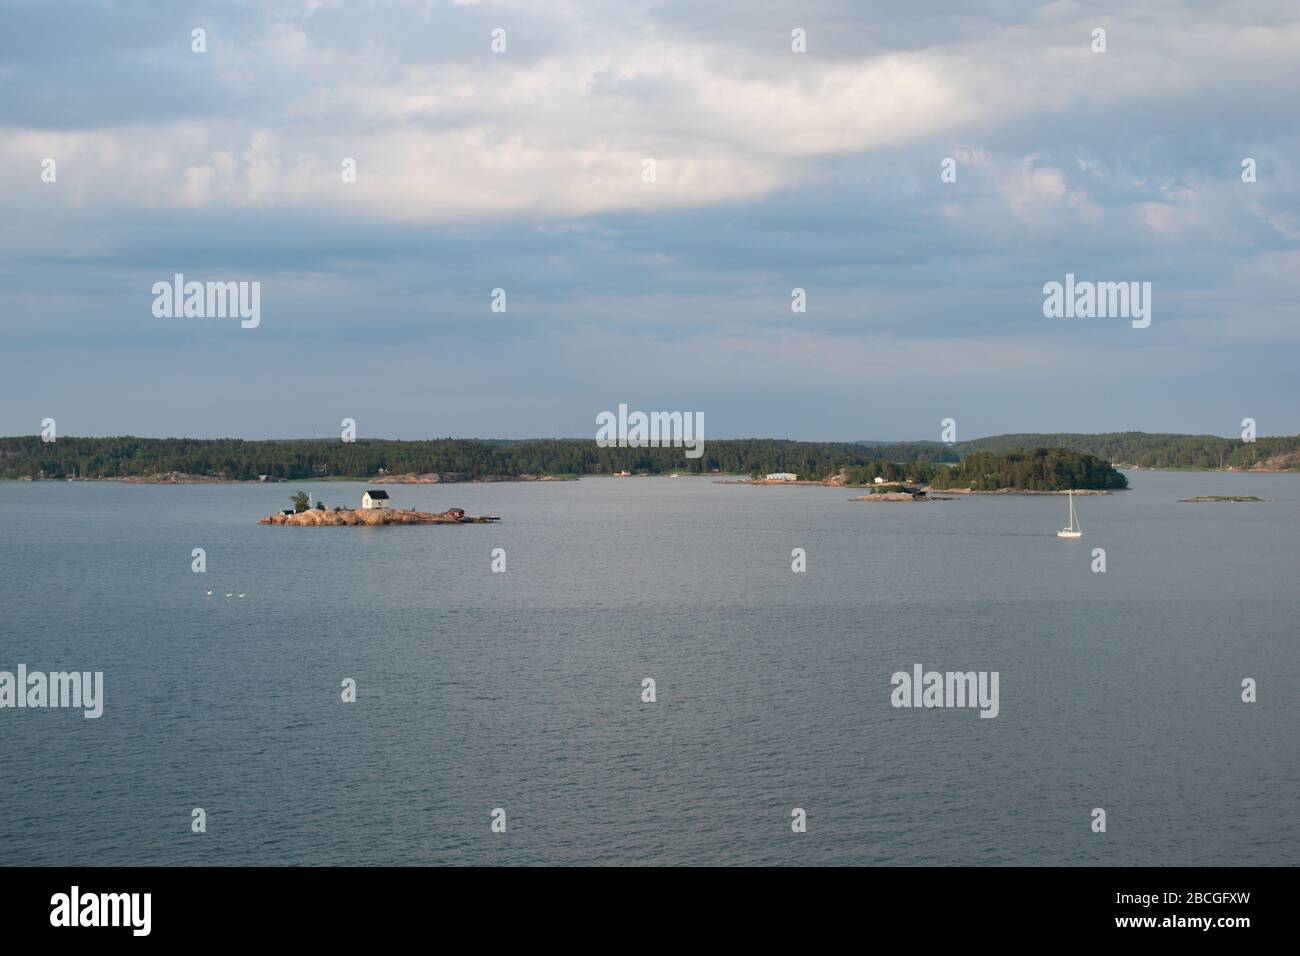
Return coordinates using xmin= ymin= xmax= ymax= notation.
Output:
xmin=1 ymin=0 xmax=1298 ymax=438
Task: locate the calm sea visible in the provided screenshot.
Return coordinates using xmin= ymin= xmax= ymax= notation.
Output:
xmin=1 ymin=471 xmax=1296 ymax=865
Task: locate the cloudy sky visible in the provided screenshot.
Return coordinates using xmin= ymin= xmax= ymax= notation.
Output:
xmin=1 ymin=0 xmax=1297 ymax=440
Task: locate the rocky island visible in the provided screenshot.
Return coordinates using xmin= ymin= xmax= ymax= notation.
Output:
xmin=261 ymin=490 xmax=499 ymax=525
xmin=261 ymin=507 xmax=498 ymax=526
xmin=851 ymin=492 xmax=947 ymax=502
xmin=851 ymin=489 xmax=953 ymax=502
xmin=1179 ymin=495 xmax=1268 ymax=503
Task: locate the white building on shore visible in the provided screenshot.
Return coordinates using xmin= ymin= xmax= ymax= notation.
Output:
xmin=361 ymin=490 xmax=390 ymax=509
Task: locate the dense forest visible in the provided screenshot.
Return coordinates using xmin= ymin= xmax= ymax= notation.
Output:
xmin=844 ymin=449 xmax=1127 ymax=490
xmin=0 ymin=436 xmax=887 ymax=481
xmin=1 ymin=431 xmax=1292 ymax=482
xmin=927 ymin=449 xmax=1129 ymax=491
xmin=850 ymin=441 xmax=961 ymax=463
xmin=871 ymin=432 xmax=1300 ymax=470
xmin=842 ymin=459 xmax=946 ymax=485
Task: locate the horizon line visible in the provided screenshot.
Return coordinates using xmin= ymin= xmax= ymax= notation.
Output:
xmin=2 ymin=430 xmax=1291 ymax=444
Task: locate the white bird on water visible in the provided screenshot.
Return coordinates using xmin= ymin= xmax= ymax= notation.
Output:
xmin=238 ymin=593 xmax=246 ymax=599
xmin=205 ymin=590 xmax=213 ymax=597
xmin=225 ymin=593 xmax=234 ymax=598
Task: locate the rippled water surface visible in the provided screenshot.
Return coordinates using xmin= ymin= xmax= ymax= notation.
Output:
xmin=1 ymin=471 xmax=1296 ymax=865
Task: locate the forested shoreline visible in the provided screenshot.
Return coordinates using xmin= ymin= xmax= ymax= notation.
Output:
xmin=1 ymin=431 xmax=1294 ymax=483
xmin=866 ymin=432 xmax=1299 ymax=471
xmin=843 ymin=448 xmax=1129 ymax=491
xmin=0 ymin=436 xmax=886 ymax=481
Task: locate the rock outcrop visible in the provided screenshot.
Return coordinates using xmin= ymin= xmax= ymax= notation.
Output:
xmin=851 ymin=492 xmax=941 ymax=501
xmin=260 ymin=507 xmax=498 ymax=526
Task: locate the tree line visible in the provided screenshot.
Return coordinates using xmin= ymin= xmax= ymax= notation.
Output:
xmin=3 ymin=431 xmax=1291 ymax=482
xmin=892 ymin=431 xmax=1299 ymax=470
xmin=0 ymin=436 xmax=889 ymax=481
xmin=926 ymin=449 xmax=1129 ymax=490
xmin=843 ymin=449 xmax=1128 ymax=490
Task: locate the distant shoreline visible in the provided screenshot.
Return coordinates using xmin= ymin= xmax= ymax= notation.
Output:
xmin=933 ymin=487 xmax=1116 ymax=496
xmin=14 ymin=473 xmax=578 ymax=485
xmin=719 ymin=478 xmax=1119 ymax=494
xmin=9 ymin=469 xmax=1298 ymax=485
xmin=4 ymin=432 xmax=1297 ymax=481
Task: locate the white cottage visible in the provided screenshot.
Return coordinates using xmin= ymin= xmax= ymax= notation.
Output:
xmin=361 ymin=490 xmax=390 ymax=510
xmin=765 ymin=472 xmax=797 ymax=482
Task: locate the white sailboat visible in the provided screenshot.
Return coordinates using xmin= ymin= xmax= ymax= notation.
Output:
xmin=1056 ymin=489 xmax=1083 ymax=538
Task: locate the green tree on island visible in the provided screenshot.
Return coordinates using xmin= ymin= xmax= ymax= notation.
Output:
xmin=290 ymin=491 xmax=311 ymax=512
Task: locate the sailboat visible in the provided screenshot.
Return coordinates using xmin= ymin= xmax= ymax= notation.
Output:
xmin=1056 ymin=489 xmax=1083 ymax=538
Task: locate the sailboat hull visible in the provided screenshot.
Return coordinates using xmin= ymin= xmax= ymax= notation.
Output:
xmin=1056 ymin=530 xmax=1083 ymax=538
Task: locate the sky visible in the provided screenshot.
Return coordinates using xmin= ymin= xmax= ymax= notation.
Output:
xmin=1 ymin=0 xmax=1298 ymax=442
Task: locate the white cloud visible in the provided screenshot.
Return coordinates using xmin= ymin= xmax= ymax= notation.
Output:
xmin=3 ymin=5 xmax=1297 ymax=225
